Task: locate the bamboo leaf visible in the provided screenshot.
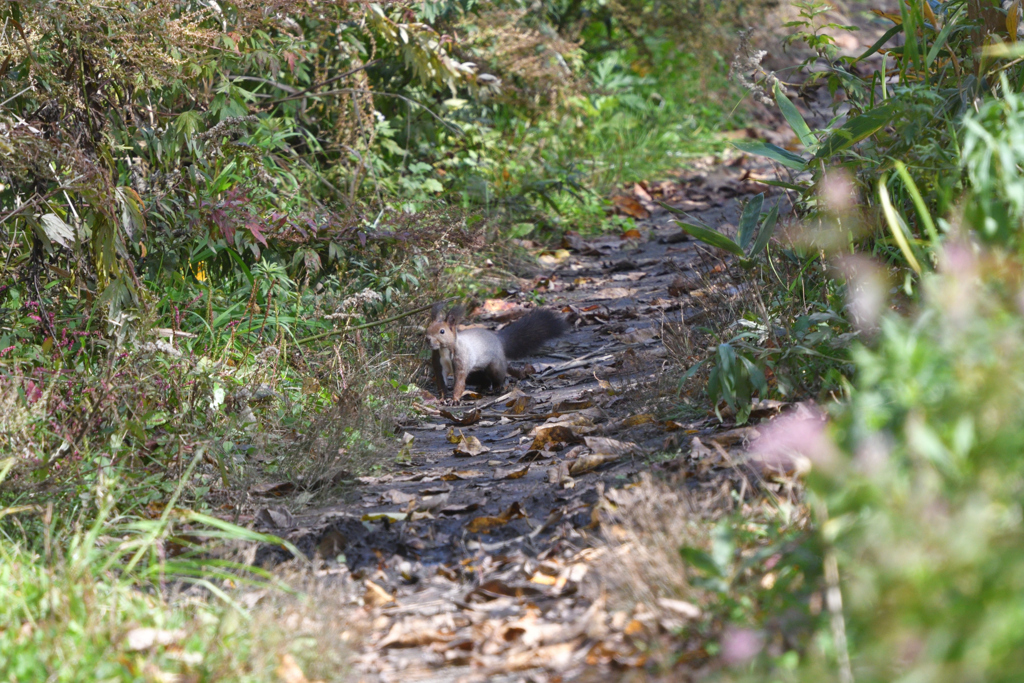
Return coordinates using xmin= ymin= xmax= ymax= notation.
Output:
xmin=748 ymin=204 xmax=780 ymax=258
xmin=731 ymin=140 xmax=808 ymax=170
xmin=857 ymin=23 xmax=903 ymax=63
xmin=774 ymin=82 xmax=816 ymax=150
xmin=738 ymin=193 xmax=764 ymax=252
xmin=814 ymin=101 xmax=898 ymax=161
xmin=673 ymin=221 xmax=745 ymax=256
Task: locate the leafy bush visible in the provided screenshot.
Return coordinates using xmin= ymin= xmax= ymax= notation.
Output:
xmin=780 ymin=247 xmax=1024 ymax=681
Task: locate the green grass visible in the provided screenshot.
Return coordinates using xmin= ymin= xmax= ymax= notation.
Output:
xmin=0 ymin=463 xmax=349 ymax=683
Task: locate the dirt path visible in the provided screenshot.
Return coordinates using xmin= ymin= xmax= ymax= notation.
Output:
xmin=253 ymin=154 xmax=789 ymax=682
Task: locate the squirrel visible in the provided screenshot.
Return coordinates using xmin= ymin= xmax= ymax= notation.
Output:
xmin=426 ymin=303 xmax=568 ymax=402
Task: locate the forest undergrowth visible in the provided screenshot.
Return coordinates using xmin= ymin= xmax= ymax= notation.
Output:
xmin=7 ymin=0 xmax=1024 ymax=680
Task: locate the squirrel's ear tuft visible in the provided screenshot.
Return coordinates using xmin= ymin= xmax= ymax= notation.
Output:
xmin=430 ymin=302 xmax=446 ymax=322
xmin=446 ymin=305 xmax=465 ymax=326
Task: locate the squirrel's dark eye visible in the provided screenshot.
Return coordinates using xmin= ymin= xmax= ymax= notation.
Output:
xmin=440 ymin=329 xmax=445 ymax=334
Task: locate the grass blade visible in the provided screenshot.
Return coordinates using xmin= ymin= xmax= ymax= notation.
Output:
xmin=894 ymin=160 xmax=940 ymax=246
xmin=878 ymin=177 xmax=923 ymax=274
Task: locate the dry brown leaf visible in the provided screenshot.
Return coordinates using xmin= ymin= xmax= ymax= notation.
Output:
xmin=633 ymin=182 xmax=653 ymax=202
xmin=504 ymin=390 xmax=535 ymax=415
xmin=276 ymin=653 xmax=323 ymax=683
xmin=537 ymin=249 xmax=572 ymax=266
xmin=552 ymin=398 xmax=594 ymax=413
xmin=569 ymin=437 xmax=640 ymax=475
xmin=612 ymin=195 xmax=650 ymax=219
xmin=529 ymin=425 xmax=584 ymax=451
xmin=440 ymin=408 xmax=481 ymax=426
xmin=453 ymin=435 xmax=490 ymax=457
xmin=547 ymin=462 xmax=573 ymax=489
xmin=384 ymin=489 xmax=417 ymax=505
xmin=378 ymin=618 xmax=457 ymax=648
xmin=494 ymin=465 xmax=529 ymax=480
xmin=478 ymin=299 xmax=519 ymax=316
xmin=248 ymin=481 xmax=297 ymax=497
xmin=440 ymin=469 xmax=484 ymax=481
xmin=710 ymin=426 xmax=761 ymax=447
xmin=529 ymin=572 xmax=558 ymax=586
xmin=466 ymin=501 xmax=525 ymax=533
xmin=364 ymin=579 xmax=396 ymax=607
xmin=504 ymin=640 xmax=580 ymax=671
xmin=467 ymin=578 xmax=544 ymax=601
xmin=254 ymin=506 xmax=294 ymax=529
xmin=620 ymin=228 xmax=643 ymax=240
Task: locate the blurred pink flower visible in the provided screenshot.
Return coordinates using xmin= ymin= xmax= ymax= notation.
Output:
xmin=721 ymin=626 xmax=765 ymax=666
xmin=750 ymin=405 xmax=839 ymax=475
xmin=834 ymin=254 xmax=886 ymax=334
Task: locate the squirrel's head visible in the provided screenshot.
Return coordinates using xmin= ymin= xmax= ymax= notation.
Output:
xmin=426 ymin=303 xmax=463 ymax=351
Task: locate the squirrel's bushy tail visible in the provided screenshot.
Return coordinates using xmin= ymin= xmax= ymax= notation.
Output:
xmin=497 ymin=309 xmax=568 ymax=359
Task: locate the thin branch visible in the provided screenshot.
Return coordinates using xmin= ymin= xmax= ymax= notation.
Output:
xmin=263 ymin=60 xmax=381 ymax=105
xmin=296 ymin=299 xmax=452 ymax=345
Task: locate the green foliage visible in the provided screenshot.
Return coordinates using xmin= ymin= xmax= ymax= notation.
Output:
xmin=666 ymin=193 xmax=781 ymax=266
xmin=962 ymin=76 xmax=1024 ymax=250
xmin=787 ymin=254 xmax=1024 ymax=681
xmin=707 ymin=341 xmax=767 ymax=424
xmin=0 ymin=460 xmax=334 ymax=683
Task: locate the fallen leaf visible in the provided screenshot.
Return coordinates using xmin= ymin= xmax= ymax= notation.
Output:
xmin=440 ymin=408 xmax=481 ymax=426
xmin=529 ymin=425 xmax=584 ymax=450
xmin=440 ymin=501 xmax=484 ymax=515
xmin=620 ymin=228 xmax=643 ymax=240
xmin=710 ymin=427 xmax=761 ymax=448
xmin=254 ymin=506 xmax=294 ymax=529
xmin=537 ymin=249 xmax=572 ymax=266
xmin=552 ymin=398 xmax=594 ymax=413
xmin=612 ymin=195 xmax=650 ymax=219
xmin=362 ymin=511 xmax=408 ymax=522
xmin=364 ymin=579 xmax=395 ymax=607
xmin=378 ymin=618 xmax=456 ymax=648
xmin=467 ymin=578 xmax=544 ymax=601
xmin=453 ymin=435 xmax=490 ymax=457
xmin=384 ymin=489 xmax=417 ymax=505
xmin=249 ymin=481 xmax=297 ymax=497
xmin=277 ymin=653 xmax=323 ymax=683
xmin=633 ymin=182 xmax=653 ymax=202
xmin=478 ymin=299 xmax=519 ymax=316
xmin=440 ymin=469 xmax=484 ymax=481
xmin=530 ymin=572 xmax=558 ymax=586
xmin=466 ymin=501 xmax=525 ymax=532
xmin=494 ymin=465 xmax=529 ymax=480
xmin=569 ymin=437 xmax=640 ymax=475
xmin=505 ymin=390 xmax=535 ymax=415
